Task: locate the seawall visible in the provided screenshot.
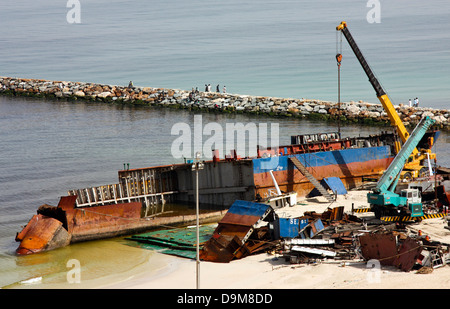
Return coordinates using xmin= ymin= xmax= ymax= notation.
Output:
xmin=1 ymin=76 xmax=449 ymax=130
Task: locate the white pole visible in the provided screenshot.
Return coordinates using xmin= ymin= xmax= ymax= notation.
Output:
xmin=196 ymin=165 xmax=200 ymax=289
xmin=426 ymin=152 xmax=433 ymax=176
xmin=192 ymin=151 xmax=203 ymax=289
xmin=269 ymin=170 xmax=282 ymax=196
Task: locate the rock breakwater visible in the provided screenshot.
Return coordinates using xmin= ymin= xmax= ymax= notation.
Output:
xmin=1 ymin=76 xmax=449 ymax=130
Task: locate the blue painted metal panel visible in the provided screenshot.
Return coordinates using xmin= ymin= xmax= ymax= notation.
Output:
xmin=299 ymin=218 xmax=308 ymax=230
xmin=279 ymin=218 xmax=299 ymax=238
xmin=309 ymin=177 xmax=347 ymax=197
xmin=310 ymin=219 xmax=324 ymax=238
xmin=299 ymin=218 xmax=309 ymax=239
xmin=252 ymin=146 xmax=391 ymax=174
xmin=227 ymin=200 xmax=271 ymax=217
xmin=323 ymin=177 xmax=347 ymax=195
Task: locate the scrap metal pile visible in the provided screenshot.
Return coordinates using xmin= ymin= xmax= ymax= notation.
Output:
xmin=200 ymin=200 xmax=276 ymax=263
xmin=279 ymin=206 xmax=363 ymax=263
xmin=281 ymin=208 xmax=450 ymax=272
xmin=200 ymin=200 xmax=450 ymax=272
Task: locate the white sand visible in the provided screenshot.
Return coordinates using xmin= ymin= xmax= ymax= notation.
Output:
xmin=97 ymin=190 xmax=450 ymax=289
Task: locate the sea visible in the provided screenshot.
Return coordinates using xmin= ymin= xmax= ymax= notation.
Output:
xmin=0 ymin=0 xmax=449 ymax=288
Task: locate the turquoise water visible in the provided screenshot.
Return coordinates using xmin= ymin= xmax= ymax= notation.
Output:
xmin=0 ymin=0 xmax=449 ymax=108
xmin=0 ymin=0 xmax=449 ymax=288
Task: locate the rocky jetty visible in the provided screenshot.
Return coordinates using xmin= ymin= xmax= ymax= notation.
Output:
xmin=1 ymin=76 xmax=449 ymax=130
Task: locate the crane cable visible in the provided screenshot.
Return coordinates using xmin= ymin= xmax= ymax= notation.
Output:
xmin=336 ymin=30 xmax=343 ymax=135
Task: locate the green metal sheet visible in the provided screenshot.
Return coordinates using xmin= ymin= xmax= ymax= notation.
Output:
xmin=125 ymin=225 xmax=216 ymax=259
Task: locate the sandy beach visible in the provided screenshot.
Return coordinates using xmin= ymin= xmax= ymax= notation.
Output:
xmin=94 ymin=190 xmax=450 ymax=290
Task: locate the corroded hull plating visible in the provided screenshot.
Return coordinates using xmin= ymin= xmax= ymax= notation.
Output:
xmin=15 ymin=214 xmax=70 ymax=255
xmin=253 ymin=146 xmax=393 ymax=198
xmin=15 ymin=195 xmax=226 ymax=255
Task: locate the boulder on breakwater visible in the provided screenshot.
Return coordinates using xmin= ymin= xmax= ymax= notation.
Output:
xmin=1 ymin=76 xmax=449 ymax=130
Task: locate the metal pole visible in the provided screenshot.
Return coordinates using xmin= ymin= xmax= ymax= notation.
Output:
xmin=336 ymin=29 xmax=342 ymax=135
xmin=336 ymin=54 xmax=342 ymax=135
xmin=195 ymin=164 xmax=200 ymax=289
xmin=192 ymin=151 xmax=203 ymax=289
xmin=338 ymin=62 xmax=341 ymax=134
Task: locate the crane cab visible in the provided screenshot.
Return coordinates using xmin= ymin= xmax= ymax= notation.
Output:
xmin=368 ymin=188 xmax=424 ymax=218
xmin=400 ymin=188 xmax=423 ymax=217
xmin=400 ymin=188 xmax=421 ymax=205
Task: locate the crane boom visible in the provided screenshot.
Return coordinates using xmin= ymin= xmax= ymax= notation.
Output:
xmin=336 ymin=21 xmax=413 ymax=148
xmin=374 ymin=116 xmax=435 ymax=194
xmin=336 ymin=21 xmax=439 ymax=217
xmin=336 ymin=22 xmax=384 ymax=97
xmin=367 ymin=116 xmax=435 ymax=218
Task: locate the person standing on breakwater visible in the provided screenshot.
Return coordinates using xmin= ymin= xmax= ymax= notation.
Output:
xmin=409 ymin=99 xmax=412 ymax=107
xmin=216 ymin=84 xmax=220 ymax=92
xmin=223 ymin=85 xmax=226 ymax=93
xmin=128 ymin=81 xmax=134 ymax=89
xmin=414 ymin=97 xmax=419 ymax=107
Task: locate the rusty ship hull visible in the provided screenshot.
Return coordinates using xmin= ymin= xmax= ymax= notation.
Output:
xmin=253 ymin=145 xmax=393 ymax=198
xmin=15 ymin=131 xmax=399 ymax=255
xmin=15 ymin=195 xmax=227 ymax=255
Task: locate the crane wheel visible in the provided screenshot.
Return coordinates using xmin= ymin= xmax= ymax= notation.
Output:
xmin=402 ymin=172 xmax=412 ymax=181
xmin=418 ymin=167 xmax=428 ymax=178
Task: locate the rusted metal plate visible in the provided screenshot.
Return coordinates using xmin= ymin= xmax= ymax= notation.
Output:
xmin=394 ymin=237 xmax=423 ymax=272
xmin=359 ymin=233 xmax=397 ymax=266
xmin=219 ymin=200 xmax=272 ymax=227
xmin=330 ymin=206 xmax=344 ymax=221
xmin=200 ymin=200 xmax=276 ymax=263
xmin=359 ymin=232 xmax=422 ymax=271
xmin=220 ymin=212 xmax=262 ymax=227
xmin=214 ymin=223 xmax=249 ymax=239
xmin=200 ymin=234 xmax=239 ymax=263
xmin=15 ymin=214 xmax=70 ymax=255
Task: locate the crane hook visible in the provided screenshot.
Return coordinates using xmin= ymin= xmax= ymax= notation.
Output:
xmin=336 ymin=53 xmax=342 ymax=66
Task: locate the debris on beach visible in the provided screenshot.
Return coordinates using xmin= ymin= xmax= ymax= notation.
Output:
xmin=126 ymin=195 xmax=450 ymax=273
xmin=200 ymin=200 xmax=277 ymax=263
xmin=199 ymin=200 xmax=450 ymax=272
xmin=278 ymin=210 xmax=450 ymax=272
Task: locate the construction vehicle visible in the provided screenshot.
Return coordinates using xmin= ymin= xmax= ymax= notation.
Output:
xmin=367 ymin=116 xmax=436 ymax=219
xmin=336 ymin=21 xmax=437 ymax=180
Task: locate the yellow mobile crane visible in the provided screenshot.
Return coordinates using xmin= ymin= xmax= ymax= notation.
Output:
xmin=336 ymin=21 xmax=436 ymax=180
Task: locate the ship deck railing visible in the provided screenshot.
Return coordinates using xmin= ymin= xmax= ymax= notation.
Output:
xmin=69 ymin=165 xmax=179 ymax=210
xmin=69 ymin=185 xmax=177 ymax=208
